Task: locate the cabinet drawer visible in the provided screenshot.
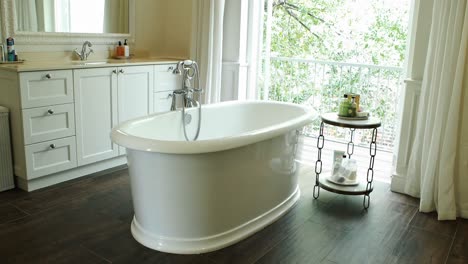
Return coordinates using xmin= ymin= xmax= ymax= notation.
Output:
xmin=154 ymin=64 xmax=182 ymax=92
xmin=25 ymin=137 xmax=77 ymax=179
xmin=153 ymin=91 xmax=173 ymax=113
xmin=22 ymin=104 xmax=76 ymax=144
xmin=20 ymin=70 xmax=74 ymax=108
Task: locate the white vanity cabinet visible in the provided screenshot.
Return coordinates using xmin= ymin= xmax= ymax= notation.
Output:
xmin=117 ymin=65 xmax=154 ymax=154
xmin=4 ymin=70 xmax=78 ymax=180
xmin=74 ymin=65 xmax=155 ymax=163
xmin=74 ymin=67 xmax=119 ymax=166
xmin=153 ymin=64 xmax=182 ymax=113
xmin=0 ymin=61 xmax=177 ymax=191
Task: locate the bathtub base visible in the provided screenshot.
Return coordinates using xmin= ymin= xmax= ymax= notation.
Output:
xmin=130 ymin=186 xmax=300 ymax=254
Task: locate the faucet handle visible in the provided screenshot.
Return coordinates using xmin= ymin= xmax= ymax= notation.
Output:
xmin=73 ymin=48 xmax=84 ymax=60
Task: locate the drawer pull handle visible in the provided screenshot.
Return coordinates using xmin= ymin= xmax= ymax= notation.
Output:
xmin=168 ymin=66 xmax=174 ymax=71
xmin=119 ymin=69 xmax=125 ymax=74
xmin=50 ymin=144 xmax=56 ymax=149
xmin=47 ymin=109 xmax=54 ymax=115
xmin=112 ymin=70 xmax=117 ymax=74
xmin=45 ymin=74 xmax=51 ymax=79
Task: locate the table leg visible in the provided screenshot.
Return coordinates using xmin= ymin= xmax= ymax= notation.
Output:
xmin=313 ymin=122 xmax=325 ymax=199
xmin=363 ymin=128 xmax=378 ymax=209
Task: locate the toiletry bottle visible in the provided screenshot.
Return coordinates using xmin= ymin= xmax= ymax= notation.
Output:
xmin=116 ymin=41 xmax=124 ymax=57
xmin=124 ymin=39 xmax=129 ymax=57
xmin=339 ymin=94 xmax=350 ymax=116
xmin=332 ymin=151 xmax=344 ymax=176
xmin=6 ymin=37 xmax=15 ymax=61
xmin=350 ymin=96 xmax=357 ymax=117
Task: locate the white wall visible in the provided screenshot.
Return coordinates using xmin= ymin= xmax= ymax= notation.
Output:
xmin=134 ymin=0 xmax=192 ymax=59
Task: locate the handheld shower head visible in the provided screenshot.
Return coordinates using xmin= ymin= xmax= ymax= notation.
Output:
xmin=183 ymin=60 xmax=194 ymax=66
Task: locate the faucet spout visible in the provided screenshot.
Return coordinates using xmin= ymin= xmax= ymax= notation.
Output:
xmin=75 ymin=41 xmax=93 ymax=61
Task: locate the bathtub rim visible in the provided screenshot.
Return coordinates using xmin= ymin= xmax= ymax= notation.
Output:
xmin=111 ymin=100 xmax=317 ymax=154
xmin=130 ymin=186 xmax=300 ymax=254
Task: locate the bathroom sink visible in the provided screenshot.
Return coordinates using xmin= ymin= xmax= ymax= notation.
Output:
xmin=83 ymin=61 xmax=108 ymax=65
xmin=72 ymin=61 xmax=109 ymax=66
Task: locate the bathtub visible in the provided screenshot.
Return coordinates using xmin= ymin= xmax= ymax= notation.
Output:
xmin=111 ymin=100 xmax=316 ymax=254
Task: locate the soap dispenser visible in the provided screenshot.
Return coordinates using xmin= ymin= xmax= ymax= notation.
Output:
xmin=124 ymin=39 xmax=129 ymax=57
xmin=116 ymin=41 xmax=124 ymax=57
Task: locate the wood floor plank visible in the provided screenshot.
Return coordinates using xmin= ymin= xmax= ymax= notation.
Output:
xmin=324 ymin=200 xmax=417 ymax=264
xmin=3 ymin=244 xmax=110 ymax=264
xmin=446 ymin=219 xmax=468 ymax=264
xmin=409 ymin=211 xmax=457 ymax=237
xmin=10 ymin=168 xmax=129 ymax=215
xmin=81 ymin=222 xmax=215 ymax=264
xmin=392 ymin=226 xmax=453 ymax=264
xmin=206 ymin=205 xmax=304 ymax=263
xmin=0 ymin=203 xmax=28 ymax=224
xmin=0 ymin=186 xmax=128 ymax=262
xmin=255 ymin=220 xmax=346 ymax=264
xmin=307 ymin=194 xmax=371 ymax=232
xmin=0 ymin=188 xmax=29 ymax=205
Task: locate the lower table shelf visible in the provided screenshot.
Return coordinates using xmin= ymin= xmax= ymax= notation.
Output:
xmin=318 ymin=175 xmax=373 ymax=196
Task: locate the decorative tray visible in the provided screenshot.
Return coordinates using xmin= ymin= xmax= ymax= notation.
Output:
xmin=0 ymin=59 xmax=25 ymax=64
xmin=326 ymin=175 xmax=360 ymax=186
xmin=112 ymin=55 xmax=132 ymax=60
xmin=337 ymin=114 xmax=369 ymax=120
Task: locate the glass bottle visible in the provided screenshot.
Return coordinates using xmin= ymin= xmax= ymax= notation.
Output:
xmin=339 ymin=94 xmax=349 ymax=116
xmin=350 ymin=96 xmax=357 ymax=117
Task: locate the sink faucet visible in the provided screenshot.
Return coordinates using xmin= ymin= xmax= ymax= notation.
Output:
xmin=74 ymin=41 xmax=93 ymax=61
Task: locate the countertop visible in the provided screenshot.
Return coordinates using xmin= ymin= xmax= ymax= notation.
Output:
xmin=0 ymin=57 xmax=180 ymax=72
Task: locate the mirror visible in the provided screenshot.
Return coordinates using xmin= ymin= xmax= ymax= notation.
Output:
xmin=14 ymin=0 xmax=129 ymax=34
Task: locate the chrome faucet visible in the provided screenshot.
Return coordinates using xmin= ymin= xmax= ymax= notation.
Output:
xmin=74 ymin=41 xmax=93 ymax=61
xmin=170 ymin=60 xmax=203 ymax=141
xmin=170 ymin=60 xmax=203 ymax=111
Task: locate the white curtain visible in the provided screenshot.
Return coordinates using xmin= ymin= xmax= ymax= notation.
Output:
xmin=15 ymin=0 xmax=38 ymax=32
xmin=192 ymin=0 xmax=225 ymax=104
xmin=405 ymin=0 xmax=468 ymax=220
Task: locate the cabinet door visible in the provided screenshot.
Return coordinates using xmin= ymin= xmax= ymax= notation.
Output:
xmin=74 ymin=68 xmax=118 ymax=166
xmin=117 ymin=65 xmax=154 ymax=155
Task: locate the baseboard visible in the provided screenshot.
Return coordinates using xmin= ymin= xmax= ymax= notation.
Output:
xmin=16 ymin=156 xmax=128 ymax=192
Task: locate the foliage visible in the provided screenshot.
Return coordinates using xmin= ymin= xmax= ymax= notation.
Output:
xmin=267 ymin=0 xmax=409 ymax=65
xmin=262 ymin=0 xmax=410 ymax=149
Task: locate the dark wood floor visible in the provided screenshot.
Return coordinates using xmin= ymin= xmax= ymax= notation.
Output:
xmin=0 ymin=166 xmax=467 ymax=264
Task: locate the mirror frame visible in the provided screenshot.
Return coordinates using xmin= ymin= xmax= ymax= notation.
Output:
xmin=0 ymin=0 xmax=135 ymax=45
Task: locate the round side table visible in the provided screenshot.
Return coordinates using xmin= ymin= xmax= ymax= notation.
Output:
xmin=313 ymin=112 xmax=381 ymax=209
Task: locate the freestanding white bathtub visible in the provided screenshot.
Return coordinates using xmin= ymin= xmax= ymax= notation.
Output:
xmin=111 ymin=100 xmax=316 ymax=254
